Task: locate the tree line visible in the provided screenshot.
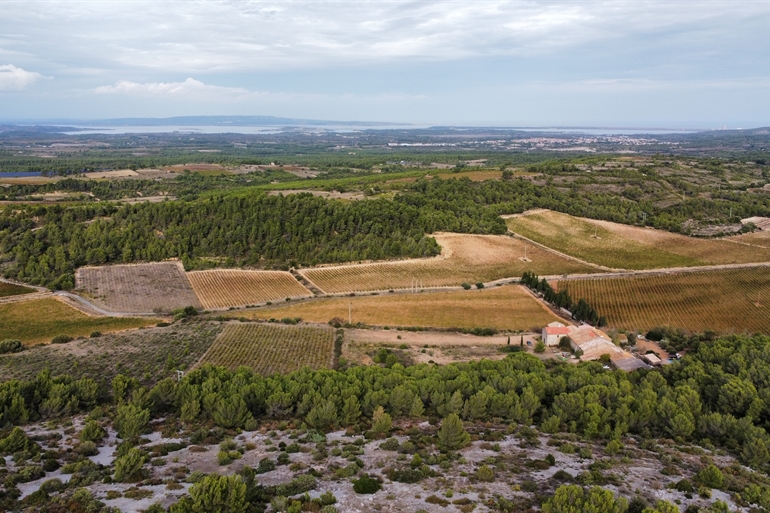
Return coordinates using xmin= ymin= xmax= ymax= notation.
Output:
xmin=520 ymin=272 xmax=605 ymax=326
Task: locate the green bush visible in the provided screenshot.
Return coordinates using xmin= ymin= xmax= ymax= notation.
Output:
xmin=352 ymin=474 xmax=381 ymax=494
xmin=51 ymin=334 xmax=73 ymax=344
xmin=696 ymin=465 xmax=724 ymax=489
xmin=461 ymin=283 xmax=472 ymax=290
xmin=0 ymin=339 xmax=23 ymax=354
xmin=90 ymin=331 xmax=102 ymax=338
xmin=79 ymin=420 xmax=106 ymax=443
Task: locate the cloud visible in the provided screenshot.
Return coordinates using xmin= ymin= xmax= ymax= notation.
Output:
xmin=93 ymin=77 xmax=249 ymax=96
xmin=0 ymin=64 xmax=46 ymax=91
xmin=3 ymin=1 xmax=770 ymax=73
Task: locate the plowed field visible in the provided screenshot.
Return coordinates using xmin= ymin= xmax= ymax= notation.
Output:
xmin=199 ymin=323 xmax=335 ymax=374
xmin=76 ymin=261 xmax=201 ymax=313
xmin=301 ymin=233 xmax=596 ymax=294
xmin=557 ymin=267 xmax=770 ymax=333
xmin=188 ymin=270 xmax=312 ymax=309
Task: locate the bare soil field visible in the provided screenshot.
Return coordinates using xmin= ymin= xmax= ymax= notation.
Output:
xmin=163 ymin=163 xmax=228 ymax=172
xmin=0 ymin=297 xmax=158 ymax=345
xmin=345 ymin=328 xmax=538 ymax=366
xmin=116 ymin=195 xmax=176 ymax=204
xmin=0 ymin=176 xmax=60 ymax=185
xmin=301 ymin=233 xmax=597 ymax=294
xmin=0 ymin=321 xmax=221 ymax=386
xmin=507 ymin=210 xmax=770 ymax=269
xmin=237 ymin=285 xmax=563 ymax=331
xmin=76 ymin=262 xmax=202 ymax=313
xmin=84 ymin=169 xmax=140 ymax=179
xmin=199 ymin=323 xmax=335 ymax=374
xmin=187 ymin=269 xmax=312 ymax=309
xmin=558 ymin=266 xmax=770 ymax=334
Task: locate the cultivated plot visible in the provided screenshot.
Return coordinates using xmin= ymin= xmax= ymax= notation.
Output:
xmin=507 ymin=210 xmax=770 ymax=270
xmin=301 ymin=233 xmax=597 ymax=294
xmin=239 ymin=285 xmax=563 ymax=331
xmin=76 ymin=261 xmax=201 ymax=313
xmin=200 ymin=323 xmax=335 ymax=374
xmin=558 ymin=267 xmax=770 ymax=334
xmin=0 ymin=297 xmax=158 ymax=345
xmin=187 ymin=269 xmax=312 ymax=309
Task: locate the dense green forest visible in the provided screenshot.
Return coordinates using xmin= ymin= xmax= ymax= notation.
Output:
xmin=1 ymin=332 xmax=770 ymax=511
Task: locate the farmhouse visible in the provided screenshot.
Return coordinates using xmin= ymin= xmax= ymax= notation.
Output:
xmin=562 ymin=324 xmax=645 ymax=371
xmin=542 ymin=321 xmax=570 ymax=346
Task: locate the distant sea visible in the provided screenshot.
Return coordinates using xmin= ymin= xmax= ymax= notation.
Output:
xmin=59 ymin=125 xmax=699 ymax=136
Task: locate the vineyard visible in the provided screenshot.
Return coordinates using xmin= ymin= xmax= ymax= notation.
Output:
xmin=301 ymin=233 xmax=597 ymax=293
xmin=557 ymin=267 xmax=770 ymax=333
xmin=199 ymin=323 xmax=335 ymax=375
xmin=240 ymin=285 xmax=563 ymax=331
xmin=0 ymin=281 xmax=35 ymax=298
xmin=507 ymin=210 xmax=770 ymax=270
xmin=76 ymin=261 xmax=202 ymax=313
xmin=187 ymin=269 xmax=312 ymax=309
xmin=0 ymin=297 xmax=158 ymax=345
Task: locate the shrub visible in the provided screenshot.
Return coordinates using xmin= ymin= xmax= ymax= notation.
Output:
xmin=77 ymin=441 xmax=98 ymax=456
xmin=437 ymin=414 xmax=470 ymax=451
xmin=79 ymin=420 xmax=106 ymax=443
xmin=90 ymin=331 xmax=102 ymax=338
xmin=476 ymin=465 xmax=494 ymax=482
xmin=0 ymin=339 xmax=23 ymax=354
xmin=461 ymin=283 xmax=472 ymax=290
xmin=51 ymin=334 xmax=73 ymax=344
xmin=696 ymin=465 xmax=724 ymax=489
xmin=352 ymin=474 xmax=381 ymax=494
xmin=534 ymin=341 xmax=546 ymax=353
xmin=255 ymin=458 xmax=276 ymax=474
xmin=475 ymin=282 xmax=484 ymax=289
xmin=605 ymin=440 xmax=621 ymax=456
xmin=114 ymin=447 xmax=146 ymax=482
xmin=379 ymin=438 xmax=400 ymax=451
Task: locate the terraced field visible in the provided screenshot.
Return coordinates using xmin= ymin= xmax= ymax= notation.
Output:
xmin=507 ymin=210 xmax=770 ymax=270
xmin=557 ymin=267 xmax=770 ymax=333
xmin=239 ymin=284 xmax=562 ymax=331
xmin=200 ymin=323 xmax=335 ymax=374
xmin=301 ymin=233 xmax=597 ymax=293
xmin=188 ymin=270 xmax=312 ymax=309
xmin=0 ymin=297 xmax=158 ymax=345
xmin=76 ymin=261 xmax=201 ymax=313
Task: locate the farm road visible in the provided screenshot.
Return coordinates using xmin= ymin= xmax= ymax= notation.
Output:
xmin=53 ymin=291 xmax=157 ymax=317
xmin=545 ymin=260 xmax=770 ymax=282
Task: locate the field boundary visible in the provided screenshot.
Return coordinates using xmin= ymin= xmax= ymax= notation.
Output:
xmin=507 ymin=231 xmax=619 ymax=272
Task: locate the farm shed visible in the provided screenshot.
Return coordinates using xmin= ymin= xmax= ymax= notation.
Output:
xmin=612 ymin=356 xmax=650 ymax=372
xmin=642 ymin=353 xmax=663 ymax=366
xmin=542 ymin=321 xmax=570 ymax=346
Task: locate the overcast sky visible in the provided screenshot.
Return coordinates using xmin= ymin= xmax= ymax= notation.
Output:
xmin=1 ymin=0 xmax=769 ymax=127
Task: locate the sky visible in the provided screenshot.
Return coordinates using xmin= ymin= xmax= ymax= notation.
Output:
xmin=1 ymin=0 xmax=769 ymax=128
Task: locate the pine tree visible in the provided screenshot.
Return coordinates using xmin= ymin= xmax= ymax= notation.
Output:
xmin=437 ymin=413 xmax=470 ymax=451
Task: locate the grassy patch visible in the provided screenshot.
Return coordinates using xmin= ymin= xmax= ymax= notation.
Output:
xmin=507 ymin=210 xmax=770 ymax=270
xmin=0 ymin=298 xmax=159 ymax=345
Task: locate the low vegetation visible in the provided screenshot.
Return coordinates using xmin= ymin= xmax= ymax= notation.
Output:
xmin=0 ymin=281 xmax=35 ymax=298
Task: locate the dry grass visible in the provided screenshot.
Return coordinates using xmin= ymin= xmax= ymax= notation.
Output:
xmin=76 ymin=262 xmax=201 ymax=313
xmin=558 ymin=267 xmax=770 ymax=334
xmin=301 ymin=233 xmax=597 ymax=293
xmin=188 ymin=270 xmax=312 ymax=309
xmin=507 ymin=210 xmax=770 ymax=270
xmin=0 ymin=297 xmax=158 ymax=345
xmin=236 ymin=284 xmax=563 ymax=331
xmin=200 ymin=323 xmax=335 ymax=374
xmin=730 ymin=231 xmax=770 ymax=248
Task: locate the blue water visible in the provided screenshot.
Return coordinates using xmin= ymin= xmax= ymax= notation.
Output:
xmin=0 ymin=171 xmax=43 ymax=177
